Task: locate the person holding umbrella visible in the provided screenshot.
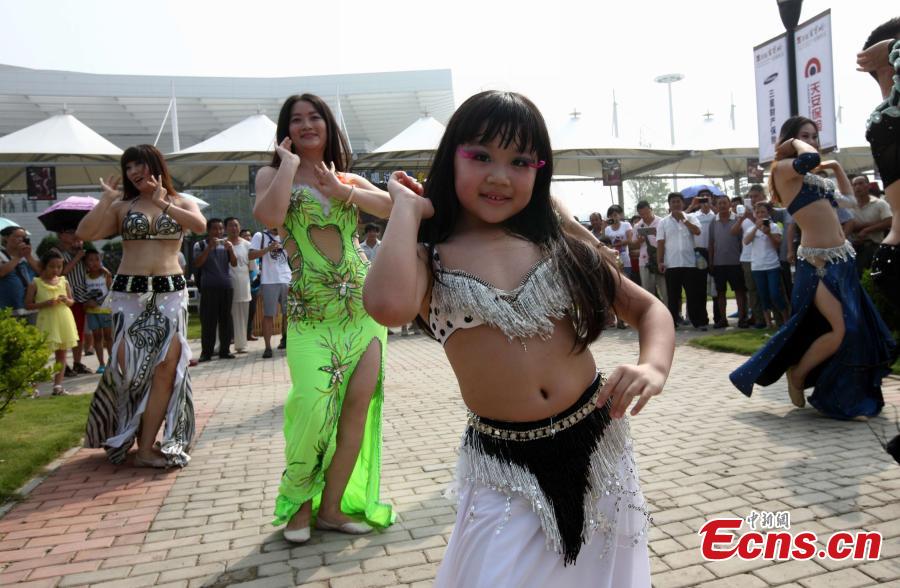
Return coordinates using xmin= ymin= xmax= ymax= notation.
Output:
xmin=38 ymin=196 xmax=106 ymax=374
xmin=77 ymin=144 xmax=206 ymax=468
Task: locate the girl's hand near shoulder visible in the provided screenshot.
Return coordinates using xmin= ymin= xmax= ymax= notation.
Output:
xmin=596 ymin=363 xmax=667 ymax=419
xmin=387 ymin=172 xmax=433 ymax=219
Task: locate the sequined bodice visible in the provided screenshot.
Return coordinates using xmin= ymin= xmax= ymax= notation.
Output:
xmin=786 ymin=174 xmax=838 ymax=216
xmin=282 ymin=185 xmax=368 ymax=324
xmin=428 ymin=247 xmax=572 ymax=344
xmin=121 ymin=200 xmax=182 ymax=240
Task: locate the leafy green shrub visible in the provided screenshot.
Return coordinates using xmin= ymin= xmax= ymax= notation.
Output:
xmin=0 ymin=309 xmax=55 ymax=419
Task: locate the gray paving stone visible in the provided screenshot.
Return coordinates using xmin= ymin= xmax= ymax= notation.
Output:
xmin=6 ymin=330 xmax=899 ymax=588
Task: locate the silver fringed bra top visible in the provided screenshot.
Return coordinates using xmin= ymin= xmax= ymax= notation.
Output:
xmin=427 ymin=247 xmax=573 ymax=345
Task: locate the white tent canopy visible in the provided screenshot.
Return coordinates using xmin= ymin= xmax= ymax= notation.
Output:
xmin=373 ymin=116 xmax=445 ymax=153
xmin=0 ymin=113 xmax=123 ymax=156
xmin=167 ymin=114 xmax=278 ymax=188
xmin=171 ymin=114 xmax=277 ymax=155
xmin=355 ymin=116 xmax=446 ymax=172
xmin=550 ymin=114 xmax=689 ymax=178
xmin=0 ymin=113 xmax=122 ymax=192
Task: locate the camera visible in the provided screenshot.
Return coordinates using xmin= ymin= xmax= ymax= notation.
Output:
xmin=23 ymin=237 xmax=30 ymax=245
xmin=762 ymin=219 xmax=771 ymax=226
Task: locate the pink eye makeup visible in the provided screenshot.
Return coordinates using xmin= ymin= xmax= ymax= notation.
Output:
xmin=456 ymin=146 xmax=546 ymax=169
xmin=456 ymin=146 xmax=485 ymax=161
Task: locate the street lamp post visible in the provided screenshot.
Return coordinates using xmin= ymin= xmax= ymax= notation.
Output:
xmin=654 ymin=74 xmax=685 ymax=146
xmin=655 ymin=73 xmax=684 ymax=191
xmin=777 ymin=0 xmax=804 ymax=116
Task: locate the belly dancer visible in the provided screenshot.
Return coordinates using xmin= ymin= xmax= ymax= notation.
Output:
xmin=78 ymin=145 xmax=207 ymax=467
xmin=859 ymin=21 xmax=900 ymax=321
xmin=730 ymin=117 xmax=895 ymax=419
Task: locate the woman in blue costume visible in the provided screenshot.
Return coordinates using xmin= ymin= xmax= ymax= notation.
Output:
xmin=254 ymin=94 xmax=395 ymax=543
xmin=730 ymin=116 xmax=895 ymax=419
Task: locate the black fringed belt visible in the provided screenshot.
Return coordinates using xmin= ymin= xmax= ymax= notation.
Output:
xmin=461 ymin=373 xmax=644 ymax=565
xmin=112 ymin=274 xmax=186 ymax=293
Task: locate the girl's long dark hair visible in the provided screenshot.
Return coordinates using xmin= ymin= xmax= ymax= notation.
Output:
xmin=120 ymin=145 xmax=177 ymax=201
xmin=419 ymin=90 xmax=617 ymax=352
xmin=271 ymin=93 xmax=351 ymax=172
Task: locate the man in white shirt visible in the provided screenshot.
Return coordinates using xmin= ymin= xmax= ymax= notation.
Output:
xmin=249 ymin=227 xmax=291 ymax=358
xmin=845 ymin=174 xmax=893 ymax=275
xmin=225 ymin=217 xmax=252 ymax=354
xmin=657 ymin=192 xmax=708 ymax=330
xmin=360 ymin=223 xmax=381 ymax=262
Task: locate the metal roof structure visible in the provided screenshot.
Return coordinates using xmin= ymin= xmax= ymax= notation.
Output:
xmin=0 ymin=64 xmax=455 ymax=155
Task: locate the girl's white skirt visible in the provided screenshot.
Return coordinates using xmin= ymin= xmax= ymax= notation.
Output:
xmin=435 ymin=442 xmax=651 ymax=588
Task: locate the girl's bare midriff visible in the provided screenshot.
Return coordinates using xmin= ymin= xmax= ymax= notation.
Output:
xmin=444 ymin=318 xmax=598 ymax=422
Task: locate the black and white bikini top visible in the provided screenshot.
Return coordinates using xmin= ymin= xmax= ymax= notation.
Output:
xmin=427 ymin=246 xmax=572 ymax=346
xmin=121 ymin=199 xmax=182 ymax=241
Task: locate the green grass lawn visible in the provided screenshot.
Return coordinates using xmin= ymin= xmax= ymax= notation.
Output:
xmin=0 ymin=394 xmax=94 ymax=502
xmin=187 ymin=311 xmax=201 ymax=340
xmin=690 ymin=329 xmax=900 ymax=374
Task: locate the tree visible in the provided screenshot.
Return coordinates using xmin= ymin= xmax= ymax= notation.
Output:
xmin=626 ymin=177 xmax=670 ymax=214
xmin=0 ymin=309 xmax=54 ymax=419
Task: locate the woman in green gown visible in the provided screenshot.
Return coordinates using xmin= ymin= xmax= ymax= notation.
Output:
xmin=254 ymin=93 xmax=394 ymax=542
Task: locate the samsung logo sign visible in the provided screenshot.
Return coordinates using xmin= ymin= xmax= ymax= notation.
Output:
xmin=764 ymin=72 xmax=779 ymax=85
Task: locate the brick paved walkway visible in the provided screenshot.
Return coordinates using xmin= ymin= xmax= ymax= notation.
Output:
xmin=1 ymin=329 xmax=899 ymax=587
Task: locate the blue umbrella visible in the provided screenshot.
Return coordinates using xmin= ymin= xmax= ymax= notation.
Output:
xmin=681 ymin=184 xmax=725 ymax=198
xmin=0 ymin=217 xmax=21 ymax=233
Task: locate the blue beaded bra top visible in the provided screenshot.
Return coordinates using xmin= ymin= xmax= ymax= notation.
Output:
xmin=780 ymin=152 xmax=838 ymax=216
xmin=786 ymin=173 xmax=837 ymax=216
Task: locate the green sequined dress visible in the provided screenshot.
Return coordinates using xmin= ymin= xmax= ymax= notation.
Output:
xmin=273 ymin=184 xmax=393 ymax=529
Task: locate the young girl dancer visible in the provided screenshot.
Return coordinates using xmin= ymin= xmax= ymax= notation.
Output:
xmin=365 ymin=91 xmax=674 ymax=586
xmin=26 ymin=249 xmax=78 ymax=396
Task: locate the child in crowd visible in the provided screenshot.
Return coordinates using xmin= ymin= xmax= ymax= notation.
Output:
xmin=25 ymin=249 xmax=78 ymax=396
xmin=743 ymin=202 xmax=789 ymax=327
xmin=83 ymin=249 xmax=112 ymax=373
xmin=364 ymin=90 xmax=674 ymax=587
